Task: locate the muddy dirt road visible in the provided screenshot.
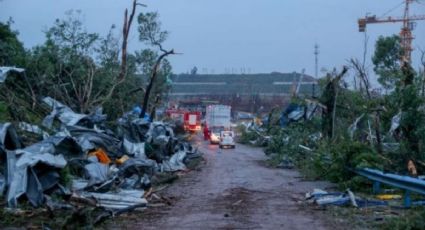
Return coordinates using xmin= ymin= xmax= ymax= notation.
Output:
xmin=114 ymin=136 xmax=338 ymax=229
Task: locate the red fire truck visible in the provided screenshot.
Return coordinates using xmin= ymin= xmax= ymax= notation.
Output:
xmin=166 ymin=109 xmax=201 ymax=133
xmin=183 ymin=111 xmax=201 ymax=132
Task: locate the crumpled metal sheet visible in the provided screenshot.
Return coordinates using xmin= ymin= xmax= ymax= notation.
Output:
xmin=42 ymin=97 xmax=107 ymax=129
xmin=389 ymin=112 xmax=402 ymax=134
xmin=42 ymin=97 xmax=88 ymax=128
xmin=26 ymin=167 xmax=44 ymax=207
xmin=0 ymin=123 xmax=22 ymax=150
xmin=161 ymin=150 xmax=187 ymax=172
xmin=148 ymin=122 xmax=174 ymax=145
xmin=288 ymin=108 xmax=304 ymax=120
xmin=84 ymin=161 xmax=109 ymax=186
xmin=86 ymin=107 xmax=107 ymax=125
xmin=119 ymin=158 xmax=157 ymax=178
xmin=117 ymin=117 xmax=151 ymax=143
xmin=72 ymin=179 xmax=89 ymax=191
xmin=306 ymin=188 xmax=387 ymax=207
xmin=280 ymin=103 xmax=304 ymax=127
xmin=0 ymin=173 xmax=5 ymax=196
xmin=20 ymin=136 xmax=82 ymax=159
xmin=6 ymin=152 xmax=66 ymax=207
xmin=85 ymin=189 xmax=147 ymax=210
xmin=66 ymin=126 xmax=122 ymax=157
xmin=0 ymin=67 xmax=25 ymax=83
xmin=0 ymin=99 xmax=196 ymax=209
xmin=348 ymin=114 xmax=365 ymax=139
xmin=123 ymin=139 xmax=146 ymax=159
xmin=14 ymin=152 xmax=66 ymax=175
xmin=305 ymin=101 xmax=318 ymax=120
xmin=5 ymin=151 xmax=16 ymax=189
xmin=18 ymin=122 xmax=50 ymax=139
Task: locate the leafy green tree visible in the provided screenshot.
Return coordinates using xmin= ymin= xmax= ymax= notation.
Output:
xmin=372 ymin=35 xmax=425 ymax=169
xmin=0 ymin=4 xmax=173 ymax=123
xmin=0 ymin=20 xmax=32 ymax=122
xmin=396 ymin=63 xmax=424 ymax=163
xmin=26 ymin=8 xmax=143 ymax=117
xmin=0 ymin=19 xmax=26 ymax=66
xmin=26 ymin=10 xmax=102 ymax=113
xmin=372 ymin=35 xmax=403 ymax=90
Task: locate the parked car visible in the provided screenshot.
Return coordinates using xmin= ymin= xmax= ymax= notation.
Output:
xmin=219 ymin=131 xmax=235 ymax=149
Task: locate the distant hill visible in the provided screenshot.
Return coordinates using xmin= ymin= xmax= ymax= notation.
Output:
xmin=169 ymin=72 xmax=317 ymax=96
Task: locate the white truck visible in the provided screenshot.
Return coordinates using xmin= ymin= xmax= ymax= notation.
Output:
xmin=205 ymin=105 xmax=232 ymax=145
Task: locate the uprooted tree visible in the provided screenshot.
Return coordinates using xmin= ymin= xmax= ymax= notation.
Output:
xmin=319 ymin=66 xmax=348 ymax=139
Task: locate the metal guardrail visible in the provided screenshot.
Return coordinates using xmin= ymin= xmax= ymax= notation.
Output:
xmin=355 ymin=168 xmax=425 ymax=207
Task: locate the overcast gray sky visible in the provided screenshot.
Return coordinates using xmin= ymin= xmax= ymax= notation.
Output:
xmin=1 ymin=0 xmax=424 ymax=77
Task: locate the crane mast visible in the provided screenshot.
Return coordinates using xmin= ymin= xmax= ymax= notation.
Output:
xmin=358 ymin=0 xmax=425 ymax=63
xmin=401 ymin=0 xmax=413 ymax=63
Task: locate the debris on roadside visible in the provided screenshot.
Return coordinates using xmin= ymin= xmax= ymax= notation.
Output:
xmin=276 ymin=156 xmax=295 ymax=169
xmin=306 ymin=188 xmax=388 ymax=208
xmin=375 ymin=194 xmax=402 ymax=200
xmin=0 ymin=67 xmax=25 ymax=83
xmin=0 ymin=96 xmax=203 ymax=227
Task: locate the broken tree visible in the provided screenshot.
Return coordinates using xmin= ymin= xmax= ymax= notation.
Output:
xmin=136 ymin=12 xmax=175 ymax=119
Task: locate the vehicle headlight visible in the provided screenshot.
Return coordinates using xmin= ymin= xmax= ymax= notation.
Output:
xmin=211 ymin=133 xmax=218 ymax=140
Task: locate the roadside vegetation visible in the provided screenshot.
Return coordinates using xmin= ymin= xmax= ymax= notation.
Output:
xmin=239 ymin=35 xmax=425 ymax=228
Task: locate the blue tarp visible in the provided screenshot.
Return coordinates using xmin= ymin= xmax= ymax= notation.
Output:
xmin=280 ymin=103 xmax=304 ymax=127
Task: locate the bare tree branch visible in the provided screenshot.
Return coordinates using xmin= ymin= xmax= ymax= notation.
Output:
xmin=349 ymin=57 xmax=384 ymax=154
xmin=127 ymin=86 xmax=146 ymax=95
xmin=92 ymin=0 xmax=142 ymax=106
xmin=349 ymin=58 xmax=371 ymax=99
xmin=140 ymin=49 xmax=175 ymax=118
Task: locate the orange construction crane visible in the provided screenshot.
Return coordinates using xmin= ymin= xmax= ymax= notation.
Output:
xmin=358 ymin=0 xmax=425 ymax=63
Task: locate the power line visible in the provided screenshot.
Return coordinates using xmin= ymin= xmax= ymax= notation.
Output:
xmin=417 ymin=0 xmax=425 ymax=6
xmin=380 ymin=1 xmax=405 ymax=17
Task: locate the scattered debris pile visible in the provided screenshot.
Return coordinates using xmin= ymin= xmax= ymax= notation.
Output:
xmin=306 ymin=188 xmax=388 ymax=208
xmin=0 ymin=97 xmax=202 ymax=226
xmin=237 ymin=122 xmax=271 ymax=147
xmin=238 ymin=99 xmax=323 ymax=149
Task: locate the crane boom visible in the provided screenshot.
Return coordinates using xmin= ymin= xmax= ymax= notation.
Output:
xmin=359 ymin=15 xmax=425 ymax=31
xmin=358 ymin=0 xmax=425 ymax=63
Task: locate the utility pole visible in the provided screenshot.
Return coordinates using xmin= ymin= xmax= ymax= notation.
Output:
xmin=314 ymin=43 xmax=319 ymax=79
xmin=313 ymin=44 xmax=319 ymax=98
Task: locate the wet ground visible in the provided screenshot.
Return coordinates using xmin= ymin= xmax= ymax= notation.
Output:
xmin=111 ymin=135 xmax=340 ymax=229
